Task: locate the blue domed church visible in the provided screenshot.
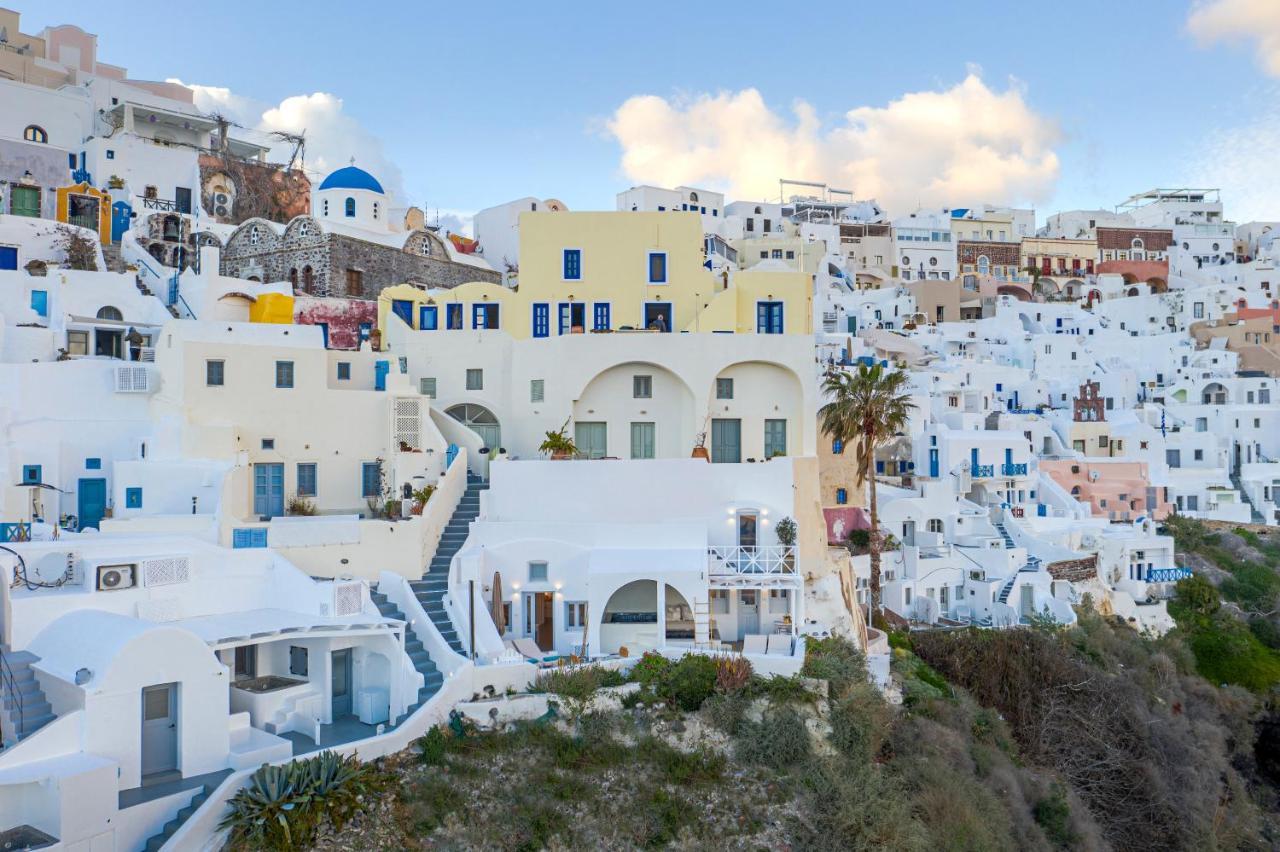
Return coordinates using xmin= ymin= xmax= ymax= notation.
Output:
xmin=220 ymin=164 xmax=498 ymax=299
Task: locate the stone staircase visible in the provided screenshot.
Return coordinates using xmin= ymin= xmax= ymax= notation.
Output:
xmin=368 ymin=588 xmax=444 ymax=717
xmin=141 ymin=784 xmax=214 ymax=852
xmin=135 ymin=275 xmax=180 ymax=318
xmin=101 ymin=243 xmax=127 ymax=273
xmin=997 ymin=558 xmax=1042 ymax=605
xmin=993 ymin=522 xmax=1016 ymax=549
xmin=1 ymin=648 xmax=55 ymax=744
xmin=408 ymin=474 xmax=486 ymax=656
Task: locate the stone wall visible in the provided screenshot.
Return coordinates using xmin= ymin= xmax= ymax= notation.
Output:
xmin=1047 ymin=555 xmax=1098 ymax=583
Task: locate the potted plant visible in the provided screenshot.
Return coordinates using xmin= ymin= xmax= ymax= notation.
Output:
xmin=286 ymin=495 xmax=317 ymax=516
xmin=775 ymin=516 xmax=797 ymax=569
xmin=410 ymin=484 xmax=435 ymax=515
xmin=384 ymin=498 xmax=402 ymax=519
xmin=691 ymin=432 xmax=709 ymax=462
xmin=539 ymin=421 xmax=577 ymax=459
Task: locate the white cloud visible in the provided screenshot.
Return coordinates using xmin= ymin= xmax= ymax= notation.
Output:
xmin=1189 ymin=88 xmax=1280 ymax=221
xmin=1187 ymin=0 xmax=1280 ymax=76
xmin=606 ymin=74 xmax=1061 ymax=215
xmin=170 ymin=80 xmax=404 ymax=199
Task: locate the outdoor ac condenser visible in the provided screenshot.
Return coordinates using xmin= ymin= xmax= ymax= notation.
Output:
xmin=96 ymin=563 xmax=136 ymax=591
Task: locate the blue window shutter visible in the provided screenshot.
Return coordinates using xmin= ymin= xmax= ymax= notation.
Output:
xmin=85 ymin=458 xmax=101 ymax=469
xmin=30 ymin=290 xmax=48 ymax=317
xmin=836 ymin=488 xmax=848 ymax=505
xmin=125 ymin=487 xmax=142 ymax=509
xmin=232 ymin=528 xmax=251 ymax=548
xmin=22 ymin=465 xmax=41 ymax=484
xmin=875 ymin=460 xmax=885 ymax=474
xmin=251 ymin=528 xmax=268 ymax=548
xmin=593 ymin=303 xmax=610 ymax=331
xmin=563 ymin=249 xmax=581 ymax=280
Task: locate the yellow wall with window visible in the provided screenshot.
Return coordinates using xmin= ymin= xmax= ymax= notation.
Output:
xmin=377 ymin=212 xmax=811 ymax=340
xmin=55 ymin=182 xmax=112 ymax=245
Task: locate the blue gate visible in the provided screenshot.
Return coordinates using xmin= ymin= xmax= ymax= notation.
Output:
xmin=111 ymin=201 xmax=132 ymax=243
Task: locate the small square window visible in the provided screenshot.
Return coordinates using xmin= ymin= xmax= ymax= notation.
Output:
xmin=21 ymin=464 xmax=41 ymax=484
xmin=466 ymin=368 xmax=483 ymax=390
xmin=85 ymin=457 xmax=101 ymax=469
xmin=67 ymin=330 xmax=89 ymax=356
xmin=106 ymin=150 xmax=115 ymax=160
xmin=289 ymin=646 xmax=308 ymax=676
xmin=529 ymin=561 xmax=548 ymax=582
xmin=832 ymin=439 xmax=843 ymax=454
xmin=836 ymin=488 xmax=848 ymax=505
xmin=633 ymin=375 xmax=652 ymax=398
xmin=125 ymin=487 xmax=142 ymax=509
xmin=530 ymin=379 xmax=544 ymax=402
xmin=262 ymin=439 xmax=275 ymax=450
xmin=337 ymin=362 xmax=351 ymax=380
xmin=420 ymin=377 xmax=437 ymax=397
xmin=716 ymin=378 xmax=734 ymax=399
xmin=275 ymin=360 xmax=294 ymax=388
xmin=206 ymin=359 xmax=224 ymax=386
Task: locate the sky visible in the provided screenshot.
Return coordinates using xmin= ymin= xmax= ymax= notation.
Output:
xmin=22 ymin=0 xmax=1280 ymax=227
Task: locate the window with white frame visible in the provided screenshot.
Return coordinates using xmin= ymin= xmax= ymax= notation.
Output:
xmin=565 ymin=601 xmax=586 ymax=629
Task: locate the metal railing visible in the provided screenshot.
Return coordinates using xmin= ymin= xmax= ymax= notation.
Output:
xmin=1144 ymin=567 xmax=1193 ymax=583
xmin=139 ymin=196 xmax=179 ymax=211
xmin=0 ymin=648 xmax=21 ymax=741
xmin=972 ymin=464 xmax=995 ymax=478
xmin=707 ymin=545 xmax=796 ymax=576
xmin=1001 ymin=463 xmax=1029 ymax=476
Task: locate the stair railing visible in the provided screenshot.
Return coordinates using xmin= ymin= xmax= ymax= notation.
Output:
xmin=0 ymin=648 xmax=22 ymax=738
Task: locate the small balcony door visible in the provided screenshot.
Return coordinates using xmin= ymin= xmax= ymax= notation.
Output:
xmin=574 ymin=422 xmax=607 ymax=459
xmin=711 ymin=418 xmax=741 ymax=463
xmin=331 ymin=649 xmax=352 ymax=717
xmin=737 ymin=511 xmax=758 ymax=548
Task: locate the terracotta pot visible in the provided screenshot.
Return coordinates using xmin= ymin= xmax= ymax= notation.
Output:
xmin=691 ymin=446 xmax=710 ymax=462
xmin=551 ymin=450 xmax=572 ymax=460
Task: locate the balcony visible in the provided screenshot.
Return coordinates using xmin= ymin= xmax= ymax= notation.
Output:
xmin=1144 ymin=566 xmax=1193 ymax=584
xmin=972 ymin=464 xmax=995 ymax=478
xmin=1001 ymin=463 xmax=1029 ymax=476
xmin=707 ymin=545 xmax=796 ymax=577
xmin=139 ymin=195 xmax=180 ymax=212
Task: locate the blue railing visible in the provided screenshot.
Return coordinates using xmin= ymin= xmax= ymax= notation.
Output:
xmin=1145 ymin=566 xmax=1192 ymax=583
xmin=1001 ymin=463 xmax=1029 ymax=476
xmin=973 ymin=464 xmax=995 ymax=478
xmin=0 ymin=523 xmax=31 ymax=542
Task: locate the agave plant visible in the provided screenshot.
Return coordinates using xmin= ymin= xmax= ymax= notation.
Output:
xmin=220 ymin=751 xmax=370 ymax=850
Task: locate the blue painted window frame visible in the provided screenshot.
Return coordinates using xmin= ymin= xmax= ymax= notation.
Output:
xmin=297 ymin=463 xmax=317 ymax=497
xmin=562 ymin=249 xmax=582 ymax=280
xmin=647 ymin=252 xmax=667 ymax=284
xmin=275 ymin=360 xmax=294 ymax=388
xmin=344 ymin=197 xmax=355 ymax=217
xmin=232 ymin=528 xmax=268 ymax=548
xmin=337 ymin=362 xmax=351 ymax=380
xmin=832 ymin=439 xmax=843 ymax=454
xmin=836 ymin=488 xmax=848 ymax=505
xmin=125 ymin=487 xmax=142 ymax=509
xmin=361 ymin=462 xmax=381 ymax=498
xmin=419 ymin=305 xmax=438 ymax=330
xmin=472 ymin=303 xmax=499 ymax=330
xmin=21 ymin=464 xmax=41 ymax=484
xmin=757 ymin=301 xmax=784 ymax=334
xmin=30 ymin=290 xmax=47 ymax=317
xmin=85 ymin=458 xmax=101 ymax=470
xmin=446 ymin=304 xmax=464 ymax=330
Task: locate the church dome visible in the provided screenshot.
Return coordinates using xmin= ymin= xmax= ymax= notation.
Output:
xmin=318 ymin=166 xmax=384 ymax=194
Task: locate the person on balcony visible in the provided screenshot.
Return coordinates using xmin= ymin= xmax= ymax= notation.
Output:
xmin=125 ymin=326 xmax=144 ymax=361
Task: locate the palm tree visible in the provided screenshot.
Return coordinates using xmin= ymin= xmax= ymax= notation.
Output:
xmin=819 ymin=363 xmax=914 ymax=622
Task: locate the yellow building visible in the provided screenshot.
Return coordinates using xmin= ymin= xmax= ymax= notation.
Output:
xmin=377 ymin=211 xmax=813 ymax=340
xmin=55 ymin=183 xmax=112 ymax=246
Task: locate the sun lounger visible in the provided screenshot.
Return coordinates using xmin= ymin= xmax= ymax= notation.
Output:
xmin=742 ymin=634 xmax=768 ymax=655
xmin=766 ymin=634 xmax=793 ymax=656
xmin=509 ymin=637 xmax=559 ymax=667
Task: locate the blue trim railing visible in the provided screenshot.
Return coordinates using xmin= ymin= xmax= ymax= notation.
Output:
xmin=1001 ymin=463 xmax=1029 ymax=476
xmin=1144 ymin=566 xmax=1192 ymax=583
xmin=973 ymin=464 xmax=995 ymax=478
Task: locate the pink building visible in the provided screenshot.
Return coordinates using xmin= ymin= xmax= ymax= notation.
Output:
xmin=1041 ymin=460 xmax=1172 ymax=521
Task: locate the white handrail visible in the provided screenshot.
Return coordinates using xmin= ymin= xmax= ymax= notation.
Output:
xmin=706 ymin=545 xmax=796 ymax=575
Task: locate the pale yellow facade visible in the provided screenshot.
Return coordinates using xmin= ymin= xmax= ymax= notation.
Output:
xmin=377 ymin=211 xmax=812 ymax=340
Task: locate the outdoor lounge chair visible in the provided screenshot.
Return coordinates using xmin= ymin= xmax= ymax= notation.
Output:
xmin=742 ymin=634 xmax=768 ymax=655
xmin=508 ymin=638 xmax=559 ymax=667
xmin=766 ymin=633 xmax=793 ymax=656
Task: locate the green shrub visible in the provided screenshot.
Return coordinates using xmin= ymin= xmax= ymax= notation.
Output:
xmin=645 ymin=739 xmax=726 ymax=784
xmin=1249 ymin=616 xmax=1280 ymax=650
xmin=829 ymin=683 xmax=891 ymax=762
xmin=665 ymin=654 xmax=718 ymax=711
xmin=790 ymin=757 xmax=928 ymax=851
xmin=801 ymin=635 xmax=866 ymax=698
xmin=220 ymin=750 xmax=370 ymax=850
xmin=701 ymin=691 xmax=750 ymax=735
xmin=887 ymin=629 xmax=913 ymax=650
xmin=628 ymin=651 xmax=672 ymax=687
xmin=418 ymin=725 xmax=448 ymax=765
xmin=1034 ymin=785 xmax=1076 ymax=849
xmin=735 ymin=705 xmax=811 ymax=767
xmin=1185 ymin=616 xmax=1280 ymax=692
xmin=531 ymin=664 xmax=622 ymax=704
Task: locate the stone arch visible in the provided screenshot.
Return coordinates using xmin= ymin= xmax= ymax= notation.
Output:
xmin=573 ymin=361 xmax=697 ymax=459
xmin=403 ymin=229 xmax=442 ymax=258
xmin=284 ymin=215 xmax=321 ymax=241
xmin=302 ymin=265 xmax=315 ymax=293
xmin=1121 ymin=272 xmax=1139 ymax=285
xmin=1147 ymin=277 xmax=1168 ymax=293
xmin=1201 ymin=382 xmax=1228 ymax=405
xmin=996 ymin=284 xmax=1031 ymax=301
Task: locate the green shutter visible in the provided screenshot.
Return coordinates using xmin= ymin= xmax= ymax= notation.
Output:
xmin=630 ymin=422 xmax=655 ymax=459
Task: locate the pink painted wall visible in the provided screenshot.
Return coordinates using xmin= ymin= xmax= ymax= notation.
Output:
xmin=294 ymin=296 xmax=377 ymax=351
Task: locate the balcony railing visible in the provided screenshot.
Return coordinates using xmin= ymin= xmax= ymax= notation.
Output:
xmin=707 ymin=545 xmax=796 ymax=576
xmin=139 ymin=196 xmax=179 ymax=212
xmin=1144 ymin=567 xmax=1193 ymax=584
xmin=1001 ymin=463 xmax=1028 ymax=476
xmin=0 ymin=523 xmax=31 ymax=542
xmin=972 ymin=464 xmax=995 ymax=478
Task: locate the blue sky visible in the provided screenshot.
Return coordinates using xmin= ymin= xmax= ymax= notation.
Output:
xmin=24 ymin=1 xmax=1280 ymax=222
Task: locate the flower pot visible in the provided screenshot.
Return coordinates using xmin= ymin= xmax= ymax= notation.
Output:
xmin=691 ymin=446 xmax=710 ymax=462
xmin=551 ymin=450 xmax=572 ymax=460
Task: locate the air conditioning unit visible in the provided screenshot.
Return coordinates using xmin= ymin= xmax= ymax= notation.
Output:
xmin=214 ymin=192 xmax=229 ymax=206
xmin=215 ymin=205 xmax=228 ymax=217
xmin=96 ymin=563 xmax=137 ymax=591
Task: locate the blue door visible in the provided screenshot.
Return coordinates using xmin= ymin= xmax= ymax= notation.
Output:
xmin=317 ymin=322 xmax=329 ymax=349
xmin=757 ymin=301 xmax=784 ymax=334
xmin=111 ymin=201 xmax=132 ymax=243
xmin=30 ymin=290 xmax=48 ymax=317
xmin=593 ymin=303 xmax=611 ymax=331
xmin=929 ymin=449 xmax=939 ymax=478
xmin=253 ymin=463 xmax=284 ymax=518
xmin=532 ymin=303 xmax=550 ymax=338
xmin=78 ymin=478 xmax=107 ymax=530
xmin=419 ymin=305 xmax=438 ymax=330
xmin=391 ymin=300 xmax=414 ymax=327
xmin=0 ymin=246 xmax=16 ymax=271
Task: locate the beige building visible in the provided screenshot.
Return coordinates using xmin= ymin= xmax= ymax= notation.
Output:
xmin=1190 ymin=311 xmax=1280 ymax=375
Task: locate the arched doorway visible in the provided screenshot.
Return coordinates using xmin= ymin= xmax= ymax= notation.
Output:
xmin=446 ymin=403 xmax=501 ymax=452
xmin=1202 ymin=382 xmax=1228 ymax=405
